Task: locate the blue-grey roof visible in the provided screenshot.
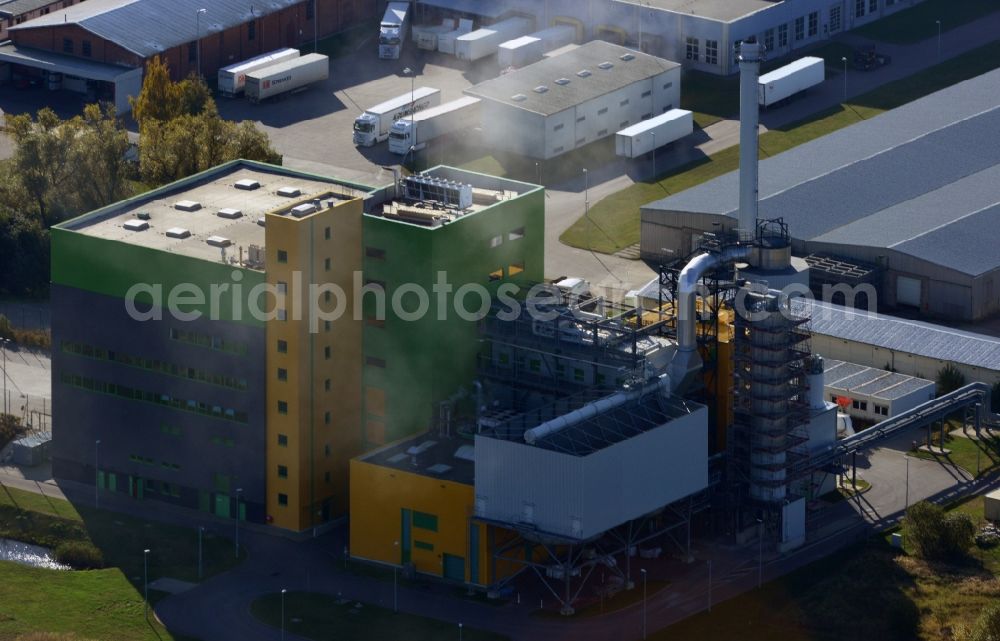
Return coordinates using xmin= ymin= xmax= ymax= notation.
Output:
xmin=824 ymin=359 xmax=934 ymax=400
xmin=799 ymin=299 xmax=1000 ymax=372
xmin=645 ymin=68 xmax=1000 ymax=276
xmin=416 ymin=0 xmax=509 ymax=19
xmin=9 ymin=0 xmax=300 ymax=58
xmin=0 ymin=0 xmax=60 ymax=18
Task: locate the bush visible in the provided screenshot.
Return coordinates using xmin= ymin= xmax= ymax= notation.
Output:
xmin=966 ymin=602 xmax=1000 ymax=641
xmin=937 ymin=363 xmax=967 ymax=394
xmin=0 ymin=413 xmax=26 ymax=449
xmin=992 ymin=381 xmax=1000 ymax=414
xmin=904 ymin=501 xmax=975 ymax=561
xmin=54 ymin=541 xmax=104 ymax=569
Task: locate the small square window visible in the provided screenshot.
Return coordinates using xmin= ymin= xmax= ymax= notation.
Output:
xmin=277 ymin=340 xmax=288 ymax=353
xmin=365 ymin=247 xmax=386 ymax=260
xmin=324 ymin=471 xmax=331 ymax=482
xmin=366 ymin=356 xmax=386 ymax=368
xmin=278 ymin=400 xmax=288 ymax=414
xmin=277 ymin=368 xmax=287 ymax=381
xmin=324 ymin=258 xmax=331 ymax=271
xmin=324 ymin=226 xmax=331 ymax=240
xmin=324 ymin=346 xmax=331 ymax=359
xmin=277 ymin=250 xmax=288 ymax=263
xmin=325 ymin=320 xmax=331 ymax=332
xmin=278 ymin=493 xmax=288 ymax=506
xmin=324 ymin=411 xmax=331 ymax=425
xmin=325 ymin=378 xmax=331 ymax=391
xmin=324 ymin=444 xmax=331 ymax=456
xmin=278 ymin=434 xmax=288 ymax=446
xmin=278 ymin=465 xmax=288 ymax=478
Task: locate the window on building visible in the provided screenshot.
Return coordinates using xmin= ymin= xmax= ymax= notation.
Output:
xmin=763 ymin=29 xmax=774 ymax=51
xmin=553 ymin=146 xmax=564 ymax=154
xmin=489 ymin=268 xmax=503 ymax=281
xmin=508 ymin=227 xmax=525 ymax=241
xmin=855 ymin=0 xmax=865 ymax=18
xmin=553 ymin=123 xmax=564 ymax=131
xmin=82 ymin=40 xmax=92 ymax=57
xmin=852 ymin=399 xmax=868 ymax=411
xmin=641 ymin=90 xmax=651 ymax=98
xmin=324 ymin=320 xmax=331 ymax=332
xmin=325 ymin=378 xmax=331 ymax=391
xmin=362 ymin=355 xmax=383 ymax=369
xmin=324 ymin=411 xmax=331 ymax=425
xmin=278 ymin=400 xmax=288 ymax=414
xmin=869 ymin=0 xmax=878 ymax=13
xmin=324 ymin=346 xmax=331 ymax=359
xmin=62 ymin=38 xmax=73 ymax=53
xmin=574 ymin=368 xmax=585 ymax=382
xmin=277 ymin=249 xmax=288 ymax=263
xmin=278 ymin=465 xmax=288 ymax=478
xmin=508 ymin=264 xmax=524 ymax=277
xmin=598 ymin=128 xmax=608 ymax=136
xmin=412 ymin=511 xmax=438 ymax=531
xmin=490 ymin=235 xmax=503 ymax=248
xmin=324 ymin=471 xmax=331 ymax=482
xmin=705 ymin=39 xmax=719 ymax=65
xmin=598 ymin=107 xmax=609 ymax=115
xmin=662 ymin=81 xmax=672 ymax=90
xmin=277 ymin=368 xmax=288 ymax=381
xmin=875 ymin=404 xmax=889 ymax=416
xmin=413 ymin=540 xmax=434 ymax=551
xmin=365 ymin=247 xmax=385 ymax=260
xmin=778 ymin=23 xmax=788 ymax=47
xmin=278 ymin=493 xmax=288 ymax=506
xmin=795 ymin=16 xmax=805 ymax=41
xmin=808 ymin=11 xmax=818 ymax=36
xmin=324 ymin=226 xmax=331 ymax=240
xmin=188 ymin=41 xmax=197 ymax=62
xmin=278 ymin=434 xmax=288 ymax=447
xmin=830 ymin=5 xmax=842 ymax=32
xmin=685 ymin=36 xmax=699 ymax=61
xmin=249 ymin=19 xmax=257 ymax=40
xmin=324 ymin=257 xmax=331 ymax=271
xmin=277 ymin=339 xmax=288 ymax=353
xmin=306 ymin=0 xmax=315 ymax=19
xmin=324 ymin=443 xmax=331 ymax=456
xmin=575 ymin=137 xmax=586 ymax=146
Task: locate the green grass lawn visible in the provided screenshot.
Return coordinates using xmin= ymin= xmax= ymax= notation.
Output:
xmin=251 ymin=591 xmax=508 ymax=641
xmin=854 ymin=0 xmax=999 ymax=44
xmin=560 ymin=38 xmax=1000 ymax=254
xmin=910 ymin=430 xmax=1000 ymax=478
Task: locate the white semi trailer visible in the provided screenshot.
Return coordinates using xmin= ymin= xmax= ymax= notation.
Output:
xmin=244 ymin=53 xmax=329 ymax=103
xmin=388 ymin=96 xmax=481 ymax=154
xmin=615 ymin=109 xmax=694 ymax=158
xmin=379 ymin=2 xmax=412 ymax=60
xmin=437 ymin=19 xmax=474 ymax=55
xmin=758 ymin=57 xmax=825 ymax=107
xmin=412 ymin=19 xmax=455 ymax=50
xmin=498 ymin=36 xmax=543 ymax=69
xmin=353 ymin=87 xmax=441 ymax=147
xmin=218 ymin=48 xmax=299 ymax=97
xmin=454 ymin=17 xmax=533 ymax=62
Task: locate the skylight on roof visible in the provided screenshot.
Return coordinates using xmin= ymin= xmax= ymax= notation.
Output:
xmin=598 ymin=61 xmax=614 ymax=70
xmin=533 ymin=85 xmax=548 ymax=93
xmin=511 ymin=93 xmax=527 ymax=101
xmin=576 ymin=69 xmax=591 ymax=77
xmin=620 ymin=53 xmax=635 ymax=61
xmin=554 ymin=77 xmax=570 ymax=85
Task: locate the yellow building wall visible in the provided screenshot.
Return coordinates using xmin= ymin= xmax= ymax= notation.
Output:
xmin=265 ymin=197 xmax=364 ymax=531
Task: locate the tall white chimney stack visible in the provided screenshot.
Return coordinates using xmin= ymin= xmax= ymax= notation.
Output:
xmin=737 ymin=38 xmax=763 ymax=240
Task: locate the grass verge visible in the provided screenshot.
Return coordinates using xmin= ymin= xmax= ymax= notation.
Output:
xmin=250 ymin=591 xmax=509 ymax=641
xmin=910 ymin=430 xmax=1000 ymax=478
xmin=853 ymin=0 xmax=999 ymax=44
xmin=560 ymin=38 xmax=1000 ymax=254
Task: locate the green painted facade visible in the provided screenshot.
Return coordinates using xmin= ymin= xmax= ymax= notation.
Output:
xmin=361 ymin=168 xmax=545 ymax=445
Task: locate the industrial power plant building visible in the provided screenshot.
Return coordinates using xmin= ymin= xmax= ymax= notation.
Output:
xmin=463 ymin=40 xmax=680 ymax=159
xmin=641 ymin=68 xmax=1000 ymax=321
xmin=50 ymin=159 xmax=543 ymax=532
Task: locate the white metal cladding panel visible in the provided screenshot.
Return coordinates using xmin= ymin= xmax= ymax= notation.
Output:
xmin=544 ymin=109 xmax=576 ymax=159
xmin=580 ymin=405 xmax=708 ymax=537
xmin=482 ymin=102 xmax=546 ymax=158
xmin=474 ymin=435 xmax=585 ymax=537
xmin=888 ymin=384 xmax=937 ymax=417
xmin=652 ymin=68 xmax=680 ymax=115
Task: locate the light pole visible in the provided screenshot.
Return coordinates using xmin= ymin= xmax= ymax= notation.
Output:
xmin=841 ymin=56 xmax=847 ymax=102
xmin=143 ymin=548 xmax=151 ymax=620
xmin=458 ymin=622 xmax=463 ymax=640
xmin=281 ymin=588 xmax=288 ymax=641
xmin=393 ymin=540 xmax=399 ymax=613
xmin=195 ymin=8 xmax=207 ymax=78
xmin=583 ymin=168 xmax=589 ymax=213
xmin=94 ymin=439 xmax=101 ymax=509
xmin=197 ymin=526 xmax=204 ymax=580
xmin=313 ymin=0 xmax=318 ymax=53
xmin=1 ymin=337 xmax=9 ymax=414
xmin=756 ymin=517 xmax=764 ymax=589
xmin=403 ymin=67 xmax=416 ymax=169
xmin=707 ymin=559 xmax=713 ymax=611
xmin=234 ymin=488 xmax=242 ymax=559
xmin=640 ymin=568 xmax=647 ymax=640
xmin=535 ymin=162 xmax=540 ymax=185
xmin=935 ymin=20 xmax=941 ymax=61
xmin=904 ymin=454 xmax=910 ymax=511
xmin=651 ymin=130 xmax=657 ymax=180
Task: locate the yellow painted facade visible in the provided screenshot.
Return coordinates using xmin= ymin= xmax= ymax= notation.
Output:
xmin=265 ymin=195 xmax=364 ymax=531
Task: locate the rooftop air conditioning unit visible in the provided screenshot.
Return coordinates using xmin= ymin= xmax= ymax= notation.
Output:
xmin=234 ymin=179 xmax=261 ymax=190
xmin=290 ymin=203 xmax=316 ymax=218
xmin=174 ymin=200 xmax=201 ymax=211
xmin=276 ymin=186 xmax=301 ymax=198
xmin=206 ymin=236 xmax=232 ymax=247
xmin=217 ymin=208 xmax=243 ymax=219
xmin=123 ymin=220 xmax=149 ymax=231
xmin=165 ymin=227 xmax=191 ymax=239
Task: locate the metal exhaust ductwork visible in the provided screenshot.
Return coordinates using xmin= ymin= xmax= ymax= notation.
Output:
xmin=737 ymin=37 xmax=763 ymax=238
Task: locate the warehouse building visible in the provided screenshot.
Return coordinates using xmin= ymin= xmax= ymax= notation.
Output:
xmin=823 ymin=359 xmax=936 ymax=423
xmin=463 ymin=40 xmax=680 ymax=159
xmin=641 ymin=68 xmax=1000 ymax=321
xmin=51 ymin=159 xmax=544 ymax=532
xmin=1 ymin=0 xmax=372 ymax=113
xmin=0 ymin=0 xmax=87 ymax=42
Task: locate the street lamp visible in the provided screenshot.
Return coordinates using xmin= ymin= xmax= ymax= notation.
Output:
xmin=143 ymin=549 xmax=151 ymax=620
xmin=393 ymin=540 xmax=399 ymax=613
xmin=195 ymin=8 xmax=207 ymax=78
xmin=756 ymin=517 xmax=764 ymax=589
xmin=281 ymin=588 xmax=288 ymax=641
xmin=651 ymin=130 xmax=657 ymax=180
xmin=904 ymin=453 xmax=910 ymax=511
xmin=583 ymin=168 xmax=589 ymax=213
xmin=458 ymin=622 xmax=463 ymax=641
xmin=403 ymin=67 xmax=416 ymax=169
xmin=313 ymin=0 xmax=318 ymax=53
xmin=841 ymin=56 xmax=847 ymax=102
xmin=707 ymin=559 xmax=713 ymax=611
xmin=234 ymin=488 xmax=242 ymax=559
xmin=935 ymin=20 xmax=941 ymax=61
xmin=197 ymin=526 xmax=204 ymax=580
xmin=94 ymin=439 xmax=101 ymax=509
xmin=640 ymin=568 xmax=648 ymax=640
xmin=1 ymin=337 xmax=9 ymax=414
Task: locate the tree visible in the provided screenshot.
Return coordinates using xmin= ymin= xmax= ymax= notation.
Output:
xmin=5 ymin=108 xmax=74 ymax=224
xmin=904 ymin=500 xmax=975 ymax=561
xmin=130 ymin=56 xmax=181 ymax=125
xmin=991 ymin=381 xmax=1000 ymax=415
xmin=936 ymin=363 xmax=967 ymax=395
xmin=66 ymin=103 xmax=134 ymax=212
xmin=967 ymin=602 xmax=1000 ymax=641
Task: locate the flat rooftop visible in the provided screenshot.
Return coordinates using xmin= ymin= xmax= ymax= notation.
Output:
xmin=464 ymin=40 xmax=679 ymax=116
xmin=358 ymin=433 xmax=475 ymax=485
xmin=824 ymin=359 xmax=935 ymax=401
xmin=615 ymin=0 xmax=778 ymax=22
xmin=60 ymin=161 xmax=367 ymax=266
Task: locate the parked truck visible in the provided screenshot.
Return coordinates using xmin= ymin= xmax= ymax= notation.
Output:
xmin=245 ymin=53 xmax=329 ymax=103
xmin=437 ymin=19 xmax=474 ymax=55
xmin=378 ymin=1 xmax=412 ymax=60
xmin=454 ymin=17 xmax=533 ymax=62
xmin=218 ymin=48 xmax=299 ymax=97
xmin=615 ymin=109 xmax=693 ymax=158
xmin=388 ymin=96 xmax=481 ymax=154
xmin=353 ymin=87 xmax=441 ymax=147
xmin=757 ymin=56 xmax=824 ymax=107
xmin=413 ymin=19 xmax=455 ymax=50
xmin=498 ymin=35 xmax=543 ymax=69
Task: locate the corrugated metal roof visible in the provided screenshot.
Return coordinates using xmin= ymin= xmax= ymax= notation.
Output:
xmin=464 ymin=40 xmax=679 ymax=116
xmin=799 ymin=299 xmax=1000 ymax=372
xmin=9 ymin=0 xmax=300 ymax=58
xmin=614 ymin=0 xmax=776 ymax=22
xmin=0 ymin=0 xmax=60 ymax=18
xmin=824 ymin=358 xmax=935 ymax=401
xmin=415 ymin=0 xmax=509 ymax=19
xmin=644 ymin=68 xmax=1000 ymax=276
xmin=0 ymin=42 xmax=136 ymax=81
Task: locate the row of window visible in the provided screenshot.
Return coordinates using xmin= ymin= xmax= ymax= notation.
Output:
xmin=488 ymin=227 xmax=526 ymax=248
xmin=62 ymin=340 xmax=248 ymax=391
xmin=62 ymin=38 xmax=93 ymax=57
xmin=128 ymin=454 xmax=181 ymax=471
xmin=169 ymin=328 xmax=248 ymax=356
xmin=60 ymin=372 xmax=249 ymax=424
xmin=832 ymin=395 xmax=890 ymax=416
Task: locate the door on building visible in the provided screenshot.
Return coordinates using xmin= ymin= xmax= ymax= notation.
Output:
xmin=128 ymin=475 xmax=143 ymax=499
xmin=442 ymin=553 xmax=465 ymax=581
xmin=400 ymin=508 xmax=412 ymax=564
xmin=896 ymin=276 xmax=921 ymax=308
xmin=214 ymin=494 xmax=231 ymax=518
xmin=469 ymin=523 xmax=480 ymax=585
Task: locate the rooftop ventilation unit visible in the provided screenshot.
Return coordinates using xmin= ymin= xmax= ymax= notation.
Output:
xmin=576 ymin=69 xmax=591 ymax=77
xmin=276 ymin=186 xmax=301 ymax=198
xmin=174 ymin=200 xmax=201 ymax=212
xmin=290 ymin=203 xmax=316 ymax=218
xmin=256 ymin=217 xmax=266 ymax=227
xmin=511 ymin=93 xmax=527 ymax=102
xmin=123 ymin=220 xmax=149 ymax=232
xmin=217 ymin=208 xmax=243 ymax=220
xmin=406 ymin=440 xmax=437 ymax=456
xmin=136 ymin=211 xmax=151 ymax=220
xmin=234 ymin=179 xmax=261 ymax=191
xmin=427 ymin=463 xmax=452 ymax=475
xmin=598 ymin=61 xmax=614 ymax=70
xmin=533 ymin=85 xmax=548 ymax=93
xmin=554 ymin=77 xmax=571 ymax=85
xmin=165 ymin=227 xmax=191 ymax=239
xmin=403 ymin=174 xmax=473 ymax=210
xmin=206 ymin=236 xmax=232 ymax=247
xmin=620 ymin=53 xmax=635 ymax=61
